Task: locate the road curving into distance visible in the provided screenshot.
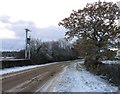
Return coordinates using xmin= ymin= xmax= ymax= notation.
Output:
xmin=2 ymin=61 xmax=74 ymax=92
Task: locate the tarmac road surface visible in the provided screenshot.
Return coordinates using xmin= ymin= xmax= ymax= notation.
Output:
xmin=1 ymin=61 xmax=73 ymax=92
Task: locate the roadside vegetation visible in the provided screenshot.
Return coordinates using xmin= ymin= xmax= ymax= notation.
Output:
xmin=88 ymin=63 xmax=120 ymax=87
xmin=30 ymin=39 xmax=78 ymax=64
xmin=2 ymin=39 xmax=78 ymax=68
xmin=59 ymin=1 xmax=120 ymax=87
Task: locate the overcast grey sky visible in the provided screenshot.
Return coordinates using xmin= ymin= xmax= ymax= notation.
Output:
xmin=0 ymin=0 xmax=117 ymax=51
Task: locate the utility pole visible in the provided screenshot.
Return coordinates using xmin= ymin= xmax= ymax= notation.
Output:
xmin=25 ymin=28 xmax=31 ymax=59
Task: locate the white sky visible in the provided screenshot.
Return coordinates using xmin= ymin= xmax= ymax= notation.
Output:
xmin=0 ymin=0 xmax=118 ymax=36
xmin=0 ymin=0 xmax=117 ymax=27
xmin=0 ymin=0 xmax=118 ymax=50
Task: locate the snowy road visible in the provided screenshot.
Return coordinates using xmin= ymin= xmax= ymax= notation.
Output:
xmin=1 ymin=61 xmax=71 ymax=92
xmin=1 ymin=60 xmax=119 ymax=92
xmin=52 ymin=62 xmax=118 ymax=92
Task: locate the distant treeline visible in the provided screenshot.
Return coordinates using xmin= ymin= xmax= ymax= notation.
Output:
xmin=2 ymin=39 xmax=78 ymax=68
xmin=18 ymin=39 xmax=78 ymax=64
xmin=2 ymin=51 xmax=19 ymax=58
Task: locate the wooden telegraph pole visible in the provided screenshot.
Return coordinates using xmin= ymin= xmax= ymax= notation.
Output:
xmin=25 ymin=28 xmax=31 ymax=59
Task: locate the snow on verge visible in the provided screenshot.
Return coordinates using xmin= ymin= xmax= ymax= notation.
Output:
xmin=0 ymin=62 xmax=62 ymax=75
xmin=0 ymin=65 xmax=42 ymax=75
xmin=53 ymin=62 xmax=118 ymax=92
xmin=103 ymin=60 xmax=120 ymax=64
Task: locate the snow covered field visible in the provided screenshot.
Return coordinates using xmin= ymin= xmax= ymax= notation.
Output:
xmin=103 ymin=60 xmax=120 ymax=64
xmin=52 ymin=62 xmax=118 ymax=92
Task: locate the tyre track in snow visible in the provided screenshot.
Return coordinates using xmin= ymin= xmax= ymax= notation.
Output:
xmin=2 ymin=61 xmax=72 ymax=92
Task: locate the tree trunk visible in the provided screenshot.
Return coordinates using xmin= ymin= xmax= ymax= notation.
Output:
xmin=84 ymin=56 xmax=103 ymax=69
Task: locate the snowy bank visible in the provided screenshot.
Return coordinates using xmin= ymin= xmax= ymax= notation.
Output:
xmin=0 ymin=62 xmax=64 ymax=75
xmin=52 ymin=62 xmax=118 ymax=92
xmin=103 ymin=60 xmax=120 ymax=64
